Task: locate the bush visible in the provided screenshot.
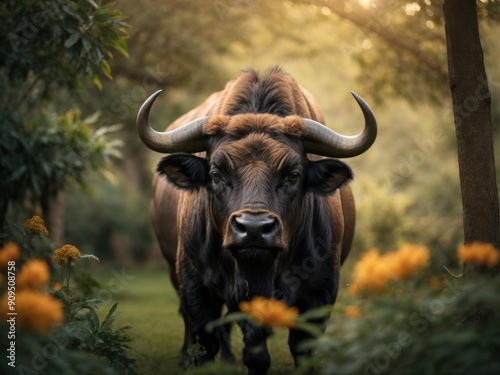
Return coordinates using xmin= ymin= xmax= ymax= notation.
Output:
xmin=0 ymin=215 xmax=136 ymax=374
xmin=297 ymin=276 xmax=500 ymax=375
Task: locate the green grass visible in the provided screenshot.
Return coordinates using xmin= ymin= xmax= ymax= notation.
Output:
xmin=93 ymin=264 xmax=305 ymax=374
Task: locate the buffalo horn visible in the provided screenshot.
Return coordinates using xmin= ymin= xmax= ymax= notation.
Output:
xmin=302 ymin=92 xmax=377 ymax=158
xmin=136 ymin=90 xmax=209 ymax=153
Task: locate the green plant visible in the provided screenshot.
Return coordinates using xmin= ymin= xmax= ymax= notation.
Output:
xmin=185 ymin=336 xmax=208 ymax=370
xmin=295 ymin=245 xmax=500 ymax=375
xmin=0 ymin=216 xmax=136 ymax=374
xmin=73 ymin=270 xmax=102 ymax=297
xmin=52 ymin=242 xmax=137 ymax=373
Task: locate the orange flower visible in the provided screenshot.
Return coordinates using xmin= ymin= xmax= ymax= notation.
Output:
xmin=53 ymin=245 xmax=80 ymax=267
xmin=348 ymin=248 xmax=394 ymax=295
xmin=388 ymin=243 xmax=430 ymax=280
xmin=240 ymin=297 xmax=299 ymax=328
xmin=457 ymin=242 xmax=500 ymax=268
xmin=17 ymin=260 xmax=50 ymax=289
xmin=0 ymin=242 xmax=21 ymax=268
xmin=51 ymin=283 xmax=62 ymax=291
xmin=0 ymin=290 xmax=63 ymax=334
xmin=344 ymin=305 xmax=362 ymax=319
xmin=348 ymin=244 xmax=430 ymax=295
xmin=23 ymin=215 xmax=49 ymax=236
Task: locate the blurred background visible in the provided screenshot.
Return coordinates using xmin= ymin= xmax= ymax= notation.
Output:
xmin=2 ymin=0 xmax=500 ymax=272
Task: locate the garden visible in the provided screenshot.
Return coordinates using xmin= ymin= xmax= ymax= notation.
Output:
xmin=1 ymin=1 xmax=500 ymax=374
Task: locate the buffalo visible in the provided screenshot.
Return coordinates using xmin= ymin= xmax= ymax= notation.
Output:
xmin=137 ymin=66 xmax=377 ymax=374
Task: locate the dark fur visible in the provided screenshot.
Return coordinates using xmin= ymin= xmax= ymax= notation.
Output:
xmin=150 ymin=67 xmax=356 ymax=375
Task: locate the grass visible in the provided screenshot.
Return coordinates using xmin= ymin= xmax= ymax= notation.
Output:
xmin=92 ymin=263 xmax=311 ymax=375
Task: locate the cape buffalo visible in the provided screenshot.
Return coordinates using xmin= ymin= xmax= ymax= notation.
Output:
xmin=137 ymin=66 xmax=377 ymax=374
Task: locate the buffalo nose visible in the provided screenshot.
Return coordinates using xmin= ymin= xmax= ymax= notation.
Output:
xmin=231 ymin=212 xmax=279 ymax=243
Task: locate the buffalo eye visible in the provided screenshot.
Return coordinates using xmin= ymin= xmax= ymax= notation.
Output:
xmin=287 ymin=170 xmax=301 ymax=184
xmin=209 ymin=169 xmax=224 ymax=184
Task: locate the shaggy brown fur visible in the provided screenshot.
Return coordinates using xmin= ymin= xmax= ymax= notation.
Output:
xmin=205 ymin=114 xmax=306 ymax=138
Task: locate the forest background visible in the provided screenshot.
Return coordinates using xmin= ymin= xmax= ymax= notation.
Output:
xmin=2 ymin=0 xmax=500 ymax=373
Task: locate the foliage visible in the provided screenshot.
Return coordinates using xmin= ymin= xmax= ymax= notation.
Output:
xmin=73 ymin=270 xmax=103 ymax=297
xmin=0 ymin=0 xmax=128 ymax=99
xmin=0 ymin=110 xmax=122 ymax=210
xmin=0 ymin=216 xmax=136 ymax=374
xmin=1 ymin=332 xmax=118 ymax=375
xmin=295 ymin=243 xmax=500 ymax=375
xmin=0 ymin=0 xmax=128 ymax=229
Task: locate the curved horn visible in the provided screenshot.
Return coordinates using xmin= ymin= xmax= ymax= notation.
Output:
xmin=302 ymin=92 xmax=377 ymax=158
xmin=136 ymin=90 xmax=209 ymax=153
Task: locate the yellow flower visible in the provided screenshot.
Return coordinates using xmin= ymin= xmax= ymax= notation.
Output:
xmin=0 ymin=242 xmax=21 ymax=268
xmin=239 ymin=296 xmax=299 ymax=328
xmin=387 ymin=243 xmax=430 ymax=280
xmin=457 ymin=242 xmax=500 ymax=268
xmin=23 ymin=215 xmax=49 ymax=236
xmin=53 ymin=245 xmax=80 ymax=267
xmin=17 ymin=260 xmax=50 ymax=289
xmin=0 ymin=290 xmax=64 ymax=335
xmin=348 ymin=244 xmax=430 ymax=295
xmin=348 ymin=248 xmax=393 ymax=295
xmin=344 ymin=305 xmax=362 ymax=319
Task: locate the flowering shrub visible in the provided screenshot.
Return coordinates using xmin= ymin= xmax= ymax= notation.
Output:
xmin=295 ymin=243 xmax=500 ymax=375
xmin=0 ymin=216 xmax=136 ymax=374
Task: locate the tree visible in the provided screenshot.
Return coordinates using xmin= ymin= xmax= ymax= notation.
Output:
xmin=0 ymin=0 xmax=128 ymax=244
xmin=443 ymin=0 xmax=500 ymax=274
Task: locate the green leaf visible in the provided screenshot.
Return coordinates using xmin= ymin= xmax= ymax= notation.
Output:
xmin=100 ymin=302 xmax=119 ymax=331
xmin=88 ymin=308 xmax=100 ymax=335
xmin=8 ymin=165 xmax=27 ymax=182
xmin=100 ymin=314 xmax=118 ymax=332
xmin=82 ymin=36 xmax=92 ymax=52
xmin=64 ymin=32 xmax=81 ymax=48
xmin=92 ymin=75 xmax=102 ymax=90
xmin=100 ymin=59 xmax=112 ymax=79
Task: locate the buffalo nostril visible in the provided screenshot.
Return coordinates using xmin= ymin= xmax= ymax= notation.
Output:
xmin=261 ymin=220 xmax=278 ymax=236
xmin=232 ymin=217 xmax=247 ymax=234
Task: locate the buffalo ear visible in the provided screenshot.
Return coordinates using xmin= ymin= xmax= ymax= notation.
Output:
xmin=307 ymin=159 xmax=353 ymax=195
xmin=157 ymin=153 xmax=209 ymax=190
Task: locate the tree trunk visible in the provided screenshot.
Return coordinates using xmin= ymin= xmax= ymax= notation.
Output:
xmin=41 ymin=182 xmax=65 ymax=247
xmin=443 ymin=0 xmax=500 ymax=274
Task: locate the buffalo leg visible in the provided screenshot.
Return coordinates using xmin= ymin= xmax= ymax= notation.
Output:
xmin=181 ymin=266 xmax=226 ymax=365
xmin=239 ymin=321 xmax=270 ymax=375
xmin=178 ymin=302 xmax=194 ymax=367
